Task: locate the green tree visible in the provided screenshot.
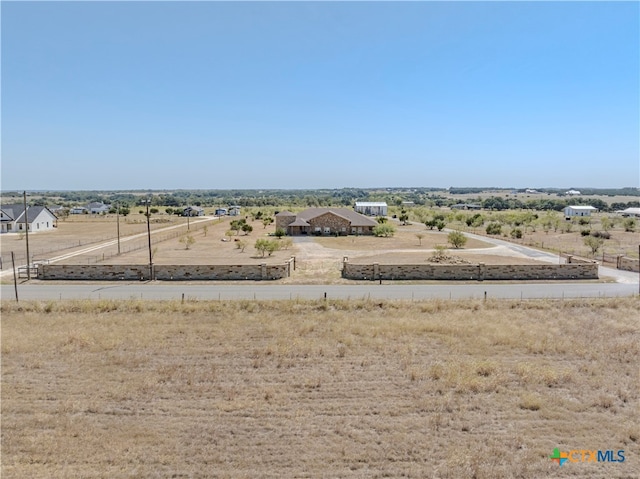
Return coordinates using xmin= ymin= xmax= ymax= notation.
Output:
xmin=376 ymin=216 xmax=388 ymax=224
xmin=399 ymin=209 xmax=409 ymax=225
xmin=373 ymin=224 xmax=396 ymax=237
xmin=254 ymin=238 xmax=270 ymax=257
xmin=583 ymin=236 xmax=604 ymax=256
xmin=274 ymin=227 xmax=286 ymax=238
xmin=242 ymin=223 xmax=253 ymax=235
xmin=447 ymin=230 xmax=467 ymax=249
xmin=236 ymin=239 xmax=248 ymax=253
xmin=486 ymin=223 xmax=502 ymax=235
xmin=415 ymin=233 xmax=424 ymax=246
xmin=262 ymin=217 xmax=274 ymax=229
xmin=510 ymin=228 xmax=523 ymax=239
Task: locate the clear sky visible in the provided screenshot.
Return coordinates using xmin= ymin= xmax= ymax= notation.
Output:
xmin=2 ymin=1 xmax=638 ymax=191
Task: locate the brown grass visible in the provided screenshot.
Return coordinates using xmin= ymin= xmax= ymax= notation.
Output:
xmin=2 ymin=297 xmax=638 ymax=478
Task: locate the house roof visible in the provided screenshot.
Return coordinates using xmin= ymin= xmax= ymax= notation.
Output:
xmin=295 ymin=208 xmax=377 ymax=227
xmin=0 ymin=204 xmax=57 ymax=223
xmin=355 ymin=202 xmax=388 ymax=207
xmin=276 ymin=211 xmax=296 ymax=217
xmin=565 ymin=205 xmax=597 ymax=211
xmin=288 ymin=218 xmax=311 ymax=227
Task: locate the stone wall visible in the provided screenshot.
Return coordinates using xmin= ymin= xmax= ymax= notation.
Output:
xmin=342 ymin=261 xmax=598 ymax=281
xmin=38 ymin=260 xmax=293 ymax=281
xmin=308 ymin=212 xmax=351 ymax=235
xmin=617 ymin=256 xmax=639 ymax=273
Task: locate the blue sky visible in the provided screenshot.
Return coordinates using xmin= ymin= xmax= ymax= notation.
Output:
xmin=2 ymin=1 xmax=638 ymax=191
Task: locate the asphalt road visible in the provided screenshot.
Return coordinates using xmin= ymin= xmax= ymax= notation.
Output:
xmin=2 ymin=281 xmax=637 ymax=302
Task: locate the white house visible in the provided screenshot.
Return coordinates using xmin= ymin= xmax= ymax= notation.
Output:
xmin=229 ymin=205 xmax=241 ymax=216
xmin=0 ymin=204 xmax=57 ymax=233
xmin=87 ymin=202 xmax=111 ymax=214
xmin=563 ymin=205 xmax=597 ymax=218
xmin=355 ymin=202 xmax=388 ymax=216
xmin=70 ymin=206 xmax=88 ymax=214
xmin=565 ymin=190 xmax=581 ymax=196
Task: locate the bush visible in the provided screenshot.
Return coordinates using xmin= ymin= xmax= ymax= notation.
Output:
xmin=510 ymin=228 xmax=523 ymax=239
xmin=580 ymin=229 xmax=591 ymax=237
xmin=591 ymin=230 xmax=610 ymax=239
xmin=623 ymin=218 xmax=637 ymax=232
xmin=373 ymin=224 xmax=396 ymax=237
xmin=578 ymin=218 xmax=590 ymax=225
xmin=447 ymin=230 xmax=467 ymax=249
xmin=274 ymin=227 xmax=286 ymax=238
xmin=486 ymin=223 xmax=502 ymax=235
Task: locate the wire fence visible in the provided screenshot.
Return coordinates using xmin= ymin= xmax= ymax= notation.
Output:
xmin=1 ymin=221 xmax=208 ymax=269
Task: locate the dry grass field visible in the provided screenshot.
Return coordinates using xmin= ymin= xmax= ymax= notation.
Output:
xmin=2 ymin=298 xmax=638 ymax=478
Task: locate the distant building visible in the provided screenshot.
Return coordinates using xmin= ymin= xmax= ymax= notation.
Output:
xmin=0 ymin=204 xmax=57 ymax=233
xmin=354 ymin=202 xmax=388 ymax=216
xmin=215 ymin=208 xmax=228 ymax=216
xmin=70 ymin=207 xmax=88 ymax=215
xmin=87 ymin=202 xmax=111 ymax=214
xmin=276 ymin=208 xmax=378 ymax=236
xmin=182 ymin=206 xmax=204 ymax=217
xmin=565 ymin=190 xmax=581 ymax=196
xmin=229 ymin=206 xmax=241 ymax=216
xmin=617 ymin=207 xmax=640 ymax=218
xmin=563 ymin=205 xmax=596 ymax=218
xmin=451 ymin=204 xmax=482 ymax=210
xmin=401 ymin=201 xmax=415 ymax=208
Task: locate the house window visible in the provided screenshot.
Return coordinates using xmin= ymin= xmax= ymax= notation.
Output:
xmin=7 ymin=224 xmax=12 ymax=231
xmin=19 ymin=224 xmax=23 ymax=230
xmin=324 ymin=227 xmax=331 ymax=234
xmin=315 ymin=227 xmax=321 ymax=232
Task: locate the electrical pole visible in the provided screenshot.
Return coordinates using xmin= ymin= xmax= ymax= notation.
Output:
xmin=146 ymin=199 xmax=153 ymax=280
xmin=116 ymin=201 xmax=121 ymax=255
xmin=23 ymin=191 xmax=31 ymax=280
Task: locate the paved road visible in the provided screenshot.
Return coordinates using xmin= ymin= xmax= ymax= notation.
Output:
xmin=2 ymin=223 xmax=637 ymax=301
xmin=2 ymin=281 xmax=637 ymax=302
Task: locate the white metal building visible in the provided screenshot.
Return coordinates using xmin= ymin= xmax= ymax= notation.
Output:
xmin=563 ymin=205 xmax=597 ymax=218
xmin=355 ymin=202 xmax=388 ymax=216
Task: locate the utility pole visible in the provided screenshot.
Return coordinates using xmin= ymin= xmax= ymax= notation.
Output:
xmin=23 ymin=191 xmax=31 ymax=280
xmin=116 ymin=201 xmax=121 ymax=255
xmin=146 ymin=198 xmax=153 ymax=280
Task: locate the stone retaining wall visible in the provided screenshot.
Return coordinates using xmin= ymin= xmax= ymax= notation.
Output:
xmin=342 ymin=261 xmax=598 ymax=281
xmin=38 ymin=260 xmax=292 ymax=281
xmin=617 ymin=256 xmax=639 ymax=273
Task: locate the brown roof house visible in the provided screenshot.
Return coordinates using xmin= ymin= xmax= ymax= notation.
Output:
xmin=276 ymin=208 xmax=378 ymax=236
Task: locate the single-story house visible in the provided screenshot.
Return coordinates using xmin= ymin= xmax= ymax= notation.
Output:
xmin=0 ymin=204 xmax=57 ymax=233
xmin=563 ymin=205 xmax=597 ymax=218
xmin=451 ymin=203 xmax=482 ymax=210
xmin=565 ymin=190 xmax=581 ymax=196
xmin=276 ymin=208 xmax=378 ymax=236
xmin=215 ymin=208 xmax=228 ymax=216
xmin=87 ymin=202 xmax=111 ymax=214
xmin=617 ymin=207 xmax=640 ymax=218
xmin=355 ymin=202 xmax=388 ymax=216
xmin=183 ymin=206 xmax=204 ymax=217
xmin=229 ymin=205 xmax=241 ymax=216
xmin=70 ymin=206 xmax=88 ymax=214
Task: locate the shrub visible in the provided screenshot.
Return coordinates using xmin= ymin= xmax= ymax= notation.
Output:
xmin=373 ymin=224 xmax=396 ymax=237
xmin=592 ymin=230 xmax=610 ymax=239
xmin=447 ymin=230 xmax=467 ymax=249
xmin=274 ymin=228 xmax=286 ymax=238
xmin=510 ymin=228 xmax=523 ymax=239
xmin=580 ymin=229 xmax=591 ymax=237
xmin=623 ymin=218 xmax=636 ymax=232
xmin=486 ymin=223 xmax=502 ymax=235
